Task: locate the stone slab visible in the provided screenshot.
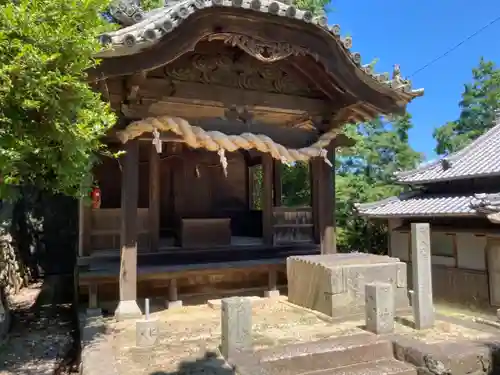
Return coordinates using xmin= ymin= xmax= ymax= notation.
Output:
xmin=220 ymin=297 xmax=252 ymax=359
xmin=411 ymin=223 xmax=435 ymax=329
xmin=136 ymin=319 xmax=159 ymax=347
xmin=287 ymin=253 xmax=410 ymax=319
xmin=229 ymin=333 xmax=415 ymax=375
xmin=208 ymin=295 xmax=285 ymax=309
xmin=365 ymin=282 xmax=394 ymax=334
xmin=392 ymin=335 xmax=500 ymax=375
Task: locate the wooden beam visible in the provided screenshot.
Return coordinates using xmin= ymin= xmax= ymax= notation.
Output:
xmin=149 ymin=144 xmax=160 ymax=252
xmin=123 ymin=100 xmax=311 ymax=128
xmin=273 ymin=160 xmax=282 ymax=207
xmin=115 ymin=139 xmax=142 ymax=320
xmin=262 ymin=154 xmax=274 ymax=245
xmin=139 ymin=79 xmax=329 ymax=114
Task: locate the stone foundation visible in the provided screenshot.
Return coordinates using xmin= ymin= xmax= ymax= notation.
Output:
xmin=287 ymin=253 xmax=410 ymax=319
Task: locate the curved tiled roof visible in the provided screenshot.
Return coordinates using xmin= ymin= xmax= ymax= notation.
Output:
xmin=355 ymin=192 xmax=479 ymax=218
xmin=395 ymin=112 xmax=500 ymax=184
xmin=98 ymin=0 xmax=423 ymax=99
xmin=470 ymin=193 xmax=500 ymax=214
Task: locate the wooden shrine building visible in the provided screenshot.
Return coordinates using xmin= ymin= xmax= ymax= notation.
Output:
xmin=78 ymin=0 xmax=423 ymax=319
xmin=356 ymin=112 xmax=500 ymax=309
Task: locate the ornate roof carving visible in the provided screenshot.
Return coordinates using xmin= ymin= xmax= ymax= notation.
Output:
xmin=96 ymin=0 xmax=423 ymax=105
xmin=162 ymin=46 xmax=325 ymax=98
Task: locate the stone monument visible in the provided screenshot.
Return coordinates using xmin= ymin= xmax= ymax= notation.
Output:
xmin=411 ymin=223 xmax=434 ymax=329
xmin=220 ymin=297 xmax=252 ymax=359
xmin=365 ymin=282 xmax=395 ymax=334
xmin=136 ymin=299 xmax=159 ymax=347
xmin=287 ymin=253 xmax=410 ymax=319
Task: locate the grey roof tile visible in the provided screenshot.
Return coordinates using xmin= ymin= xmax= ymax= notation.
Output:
xmin=470 ymin=193 xmax=500 ymax=214
xmin=395 ymin=112 xmax=500 ymax=184
xmin=355 ymin=193 xmax=480 ymax=218
xmin=98 ymin=0 xmax=423 ymax=99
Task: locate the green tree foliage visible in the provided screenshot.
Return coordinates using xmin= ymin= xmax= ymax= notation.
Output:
xmin=281 ymin=162 xmax=311 ymax=206
xmin=0 ymin=0 xmax=116 ymax=200
xmin=335 ymin=114 xmax=422 ymax=251
xmin=294 ymin=0 xmax=330 ymax=15
xmin=433 ymin=58 xmax=500 ymax=155
xmin=280 ymin=114 xmax=422 ymax=252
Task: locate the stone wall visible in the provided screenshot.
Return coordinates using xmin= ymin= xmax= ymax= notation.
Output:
xmin=0 ymin=191 xmax=78 ymax=342
xmin=0 ymin=203 xmax=28 ymax=342
xmin=0 ymin=203 xmax=31 ymax=297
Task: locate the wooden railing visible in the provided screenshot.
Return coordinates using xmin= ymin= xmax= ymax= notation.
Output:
xmin=89 ymin=208 xmax=149 ymax=251
xmin=272 ymin=206 xmax=314 ymax=245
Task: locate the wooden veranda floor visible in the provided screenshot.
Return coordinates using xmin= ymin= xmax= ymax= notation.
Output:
xmin=77 ymin=242 xmax=320 ymax=308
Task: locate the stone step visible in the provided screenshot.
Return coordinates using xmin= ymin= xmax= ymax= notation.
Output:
xmin=258 ymin=333 xmax=395 ymax=372
xmin=316 ymin=359 xmax=417 ymax=375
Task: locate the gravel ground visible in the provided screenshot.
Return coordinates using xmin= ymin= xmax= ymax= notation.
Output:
xmin=106 ymin=298 xmax=498 ymax=375
xmin=0 ymin=278 xmax=76 ymax=375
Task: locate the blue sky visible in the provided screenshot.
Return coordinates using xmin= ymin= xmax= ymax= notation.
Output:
xmin=327 ymin=0 xmax=500 ymax=160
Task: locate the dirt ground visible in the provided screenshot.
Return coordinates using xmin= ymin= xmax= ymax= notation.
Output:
xmin=0 ymin=278 xmax=75 ymax=375
xmin=107 ymin=297 xmax=499 ymax=375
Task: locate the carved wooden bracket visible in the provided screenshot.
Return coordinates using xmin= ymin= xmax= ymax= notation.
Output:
xmin=125 ymin=71 xmax=147 ymax=103
xmin=224 ymin=105 xmax=254 ymax=124
xmin=207 ymin=33 xmax=311 ymax=63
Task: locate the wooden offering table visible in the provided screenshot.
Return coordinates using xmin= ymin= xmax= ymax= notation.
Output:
xmin=180 ymin=218 xmax=231 ymax=248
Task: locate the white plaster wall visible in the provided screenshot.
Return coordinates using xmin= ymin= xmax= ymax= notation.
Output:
xmin=431 ymin=255 xmax=456 ymax=267
xmin=456 ymin=233 xmax=486 ymax=271
xmin=390 ymin=231 xmax=409 ymax=261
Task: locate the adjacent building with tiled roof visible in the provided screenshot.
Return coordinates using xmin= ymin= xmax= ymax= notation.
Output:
xmin=355 ymin=111 xmax=500 ymax=308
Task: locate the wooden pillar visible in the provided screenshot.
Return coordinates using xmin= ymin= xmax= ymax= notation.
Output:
xmin=115 ymin=139 xmax=142 ymax=320
xmin=311 ymin=147 xmax=336 ymax=254
xmin=310 ymin=159 xmax=321 ymax=244
xmin=149 ymin=144 xmax=160 ymax=252
xmin=80 ymin=203 xmax=92 ymax=256
xmin=273 ymin=160 xmax=282 ymax=207
xmin=262 ymin=154 xmax=274 ymax=245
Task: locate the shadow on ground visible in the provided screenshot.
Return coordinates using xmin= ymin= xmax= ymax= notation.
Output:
xmin=0 ymin=275 xmax=80 ymax=375
xmin=149 ymin=351 xmax=235 ymax=375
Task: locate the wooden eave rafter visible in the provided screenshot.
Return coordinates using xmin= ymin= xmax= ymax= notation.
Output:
xmin=89 ymin=6 xmax=423 ymax=118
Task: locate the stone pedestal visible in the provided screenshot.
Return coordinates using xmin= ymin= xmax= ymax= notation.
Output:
xmin=166 ymin=279 xmax=182 ymax=309
xmin=264 ymin=290 xmax=280 ymax=298
xmin=411 ymin=223 xmax=435 ymax=329
xmin=264 ymin=269 xmax=280 ymax=299
xmin=220 ymin=297 xmax=252 ymax=359
xmin=287 ymin=253 xmax=410 ymax=319
xmin=115 ymin=300 xmax=142 ymax=321
xmin=86 ymin=308 xmax=103 ymax=318
xmin=365 ymin=282 xmax=394 ymax=334
xmin=167 ymin=300 xmax=183 ymax=309
xmin=136 ymin=319 xmax=159 ymax=347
